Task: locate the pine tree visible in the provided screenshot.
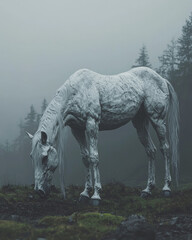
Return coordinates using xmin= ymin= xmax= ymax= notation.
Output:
xmin=132 ymin=45 xmax=151 ymax=68
xmin=158 ymin=39 xmax=178 ymax=80
xmin=36 ymin=98 xmax=48 ymax=127
xmin=24 ymin=105 xmax=37 ymax=133
xmin=36 ymin=114 xmax=41 ymax=126
xmin=41 ymin=98 xmax=48 ymax=115
xmin=175 ymin=13 xmax=192 ymax=178
xmin=14 ymin=120 xmax=25 ymax=151
xmin=177 ymin=13 xmax=192 ymax=78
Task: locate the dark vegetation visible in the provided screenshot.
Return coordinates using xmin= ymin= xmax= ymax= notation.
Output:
xmin=1 ymin=182 xmax=192 ymax=239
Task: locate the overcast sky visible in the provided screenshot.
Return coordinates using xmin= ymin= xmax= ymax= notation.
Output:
xmin=0 ymin=0 xmax=191 ymax=142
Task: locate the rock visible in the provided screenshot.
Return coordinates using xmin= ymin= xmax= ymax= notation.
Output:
xmin=103 ymin=215 xmax=155 ymax=240
xmin=11 ymin=215 xmax=21 ymax=221
xmin=156 ymin=215 xmax=192 ymax=239
xmin=28 ymin=194 xmax=34 ymax=199
xmin=68 ymin=215 xmax=74 ymax=224
xmin=170 ymin=217 xmax=178 ymax=225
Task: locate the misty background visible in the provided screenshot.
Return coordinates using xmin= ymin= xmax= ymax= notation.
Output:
xmin=0 ymin=0 xmax=192 ymax=188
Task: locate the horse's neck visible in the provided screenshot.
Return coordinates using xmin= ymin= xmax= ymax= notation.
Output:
xmin=38 ymin=82 xmax=69 ymax=145
xmin=39 ymin=98 xmax=62 ymax=145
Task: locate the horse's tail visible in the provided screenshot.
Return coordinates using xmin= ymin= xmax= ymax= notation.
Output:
xmin=167 ymin=80 xmax=180 ymax=186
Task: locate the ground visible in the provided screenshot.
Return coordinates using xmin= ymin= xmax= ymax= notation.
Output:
xmin=0 ymin=183 xmax=192 ymax=239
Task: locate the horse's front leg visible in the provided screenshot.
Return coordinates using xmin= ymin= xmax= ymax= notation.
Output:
xmin=86 ymin=117 xmax=101 ymax=205
xmin=71 ymin=128 xmax=93 ymax=201
xmin=80 ymin=152 xmax=93 ymax=200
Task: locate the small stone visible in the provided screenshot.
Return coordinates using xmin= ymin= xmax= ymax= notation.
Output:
xmin=28 ymin=194 xmax=34 ymax=199
xmin=11 ymin=215 xmax=20 ymax=221
xmin=68 ymin=216 xmax=74 ymax=224
xmin=164 ymin=232 xmax=171 ymax=237
xmin=170 ymin=217 xmax=178 ymax=225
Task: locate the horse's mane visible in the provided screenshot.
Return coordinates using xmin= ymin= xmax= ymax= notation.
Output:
xmin=37 ymin=82 xmax=71 ymax=198
xmin=39 ymin=87 xmax=65 ymax=133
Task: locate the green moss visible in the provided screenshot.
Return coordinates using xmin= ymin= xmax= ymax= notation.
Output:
xmin=38 ymin=212 xmax=124 ymax=240
xmin=0 ymin=220 xmax=31 ymax=240
xmin=0 ymin=185 xmax=34 ymax=202
xmin=39 ymin=215 xmax=69 ymax=227
xmin=1 ymin=183 xmax=192 ymax=239
xmin=0 ymin=213 xmax=124 ymax=240
xmin=77 ymin=212 xmax=124 ymax=239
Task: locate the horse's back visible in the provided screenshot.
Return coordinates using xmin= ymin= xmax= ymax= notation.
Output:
xmin=129 ymin=67 xmax=169 ymax=94
xmin=129 ymin=67 xmax=170 ymax=118
xmin=65 ymin=68 xmax=169 ymax=130
xmin=69 ymin=67 xmax=168 ymax=95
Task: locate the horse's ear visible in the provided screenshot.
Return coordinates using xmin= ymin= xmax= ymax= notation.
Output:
xmin=41 ymin=131 xmax=47 ymax=145
xmin=26 ymin=131 xmax=33 ymax=139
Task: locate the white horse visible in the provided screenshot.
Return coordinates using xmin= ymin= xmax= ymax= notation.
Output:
xmin=27 ymin=67 xmax=179 ymax=205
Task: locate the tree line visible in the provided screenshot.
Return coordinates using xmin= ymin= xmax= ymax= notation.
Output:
xmin=0 ymin=99 xmax=48 ymax=185
xmin=0 ymin=99 xmax=48 ymax=153
xmin=132 ymin=13 xmax=192 ymax=182
xmin=133 ymin=13 xmax=192 ymax=84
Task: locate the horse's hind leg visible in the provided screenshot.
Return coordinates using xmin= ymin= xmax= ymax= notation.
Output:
xmin=150 ymin=116 xmax=171 ymax=196
xmin=132 ymin=112 xmax=157 ymax=197
xmin=71 ymin=128 xmax=93 ymax=201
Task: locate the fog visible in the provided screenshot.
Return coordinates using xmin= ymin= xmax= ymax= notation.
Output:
xmin=0 ymin=1 xmax=191 ymax=187
xmin=0 ymin=0 xmax=191 ymax=140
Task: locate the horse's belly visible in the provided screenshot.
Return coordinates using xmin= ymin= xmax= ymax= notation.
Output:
xmin=96 ymin=74 xmax=144 ymax=130
xmin=99 ymin=100 xmax=141 ymax=130
xmin=99 ymin=118 xmax=130 ymax=130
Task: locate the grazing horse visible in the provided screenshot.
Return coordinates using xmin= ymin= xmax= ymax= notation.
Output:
xmin=27 ymin=67 xmax=179 ymax=204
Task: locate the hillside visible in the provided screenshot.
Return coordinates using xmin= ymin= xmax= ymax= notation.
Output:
xmin=0 ymin=183 xmax=192 ymax=239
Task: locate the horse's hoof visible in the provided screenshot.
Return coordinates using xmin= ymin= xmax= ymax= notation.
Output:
xmin=79 ymin=195 xmax=90 ymax=204
xmin=141 ymin=191 xmax=150 ymax=199
xmin=163 ymin=190 xmax=171 ymax=198
xmin=90 ymin=199 xmax=101 ymax=206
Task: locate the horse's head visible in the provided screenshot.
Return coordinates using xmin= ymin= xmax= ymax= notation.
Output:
xmin=26 ymin=131 xmax=59 ymax=197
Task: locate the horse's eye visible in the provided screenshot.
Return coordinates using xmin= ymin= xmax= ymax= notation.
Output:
xmin=42 ymin=156 xmax=48 ymax=165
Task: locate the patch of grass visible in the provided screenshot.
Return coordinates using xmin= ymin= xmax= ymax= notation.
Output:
xmin=0 ymin=212 xmax=124 ymax=240
xmin=0 ymin=185 xmax=34 ymax=202
xmin=38 ymin=215 xmax=69 ymax=227
xmin=38 ymin=212 xmax=124 ymax=240
xmin=1 ymin=182 xmax=192 ymax=239
xmin=0 ymin=220 xmax=31 ymax=240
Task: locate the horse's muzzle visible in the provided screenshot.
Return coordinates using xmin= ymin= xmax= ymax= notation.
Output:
xmin=37 ymin=189 xmax=46 ymax=198
xmin=35 ymin=187 xmax=49 ymax=198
